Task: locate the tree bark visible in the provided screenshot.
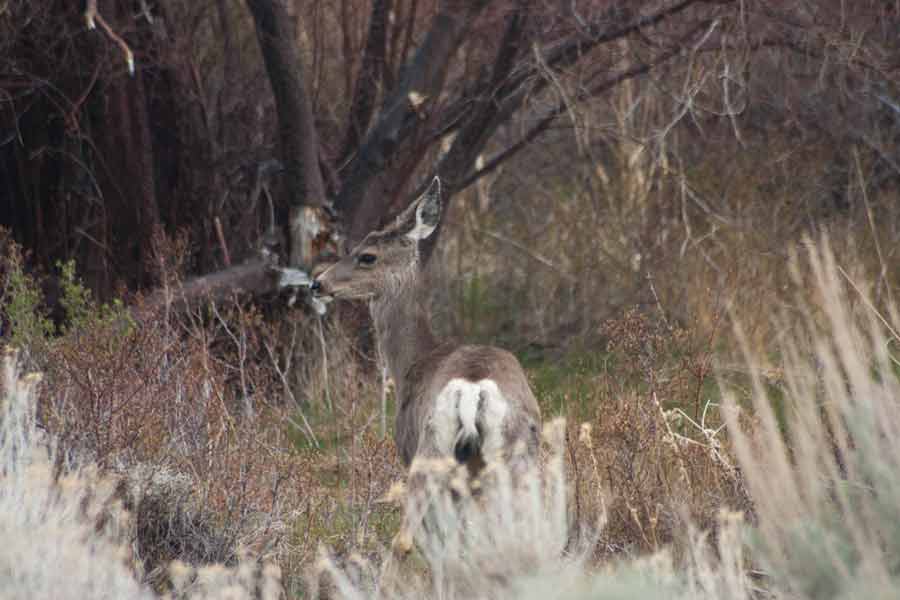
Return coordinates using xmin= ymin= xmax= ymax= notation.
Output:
xmin=92 ymin=1 xmax=160 ymax=292
xmin=334 ymin=0 xmax=493 ymax=244
xmin=246 ymin=0 xmax=326 ymax=268
xmin=339 ymin=0 xmax=392 ymax=164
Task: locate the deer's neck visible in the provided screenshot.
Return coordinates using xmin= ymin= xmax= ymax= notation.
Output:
xmin=370 ymin=280 xmax=438 ymax=401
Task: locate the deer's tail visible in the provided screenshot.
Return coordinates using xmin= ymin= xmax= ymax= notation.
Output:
xmin=453 ymin=389 xmax=485 ymax=463
xmin=437 ymin=379 xmax=508 ymax=467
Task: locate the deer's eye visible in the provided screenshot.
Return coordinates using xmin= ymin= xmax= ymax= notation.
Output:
xmin=357 ymin=253 xmax=377 ymax=266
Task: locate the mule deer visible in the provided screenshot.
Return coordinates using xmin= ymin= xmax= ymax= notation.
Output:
xmin=311 ymin=178 xmax=541 ymax=551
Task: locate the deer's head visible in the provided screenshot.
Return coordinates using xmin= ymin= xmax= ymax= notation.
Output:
xmin=312 ymin=178 xmax=442 ymax=301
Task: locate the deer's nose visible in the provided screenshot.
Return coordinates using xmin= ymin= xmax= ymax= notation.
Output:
xmin=310 ymin=279 xmax=322 ymax=294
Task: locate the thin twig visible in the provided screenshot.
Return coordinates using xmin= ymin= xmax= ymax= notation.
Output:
xmin=138 ymin=0 xmax=155 ymax=23
xmin=84 ymin=4 xmax=135 ymax=76
xmin=646 ymin=271 xmax=671 ymax=330
xmin=316 ymin=317 xmax=333 ymax=413
xmin=459 ymin=221 xmax=575 ymax=282
xmin=837 ymin=265 xmax=900 ymax=368
xmin=263 ymin=330 xmax=319 ymax=448
xmin=853 ymin=147 xmax=893 ymax=308
xmin=214 ymin=217 xmax=231 ymax=267
xmin=380 ymin=365 xmax=389 ymax=439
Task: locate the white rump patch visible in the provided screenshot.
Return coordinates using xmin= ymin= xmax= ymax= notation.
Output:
xmin=431 ymin=378 xmax=509 ymax=459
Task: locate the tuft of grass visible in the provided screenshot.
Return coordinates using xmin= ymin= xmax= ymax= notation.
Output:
xmin=316 ymin=236 xmax=900 ymax=600
xmin=0 ymin=351 xmax=285 ymax=600
xmin=312 ymin=419 xmax=588 ymax=600
xmin=0 ymin=354 xmax=163 ymax=598
xmin=523 ymin=350 xmax=614 ymax=420
xmin=724 ymin=237 xmax=900 ymax=599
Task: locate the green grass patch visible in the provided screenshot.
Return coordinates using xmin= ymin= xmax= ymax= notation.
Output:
xmin=522 ymin=349 xmax=617 ymax=421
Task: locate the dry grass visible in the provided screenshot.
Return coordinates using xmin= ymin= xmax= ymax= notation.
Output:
xmin=722 ymin=238 xmax=900 ymax=598
xmin=0 ymin=234 xmax=408 ymax=594
xmin=0 ymin=352 xmax=285 ymax=600
xmin=4 ymin=228 xmax=900 ymax=600
xmin=565 ymin=389 xmax=749 ymax=562
xmin=310 ymin=241 xmax=900 ymax=600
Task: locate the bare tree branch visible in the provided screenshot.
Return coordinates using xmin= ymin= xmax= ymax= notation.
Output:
xmin=84 ymin=0 xmax=135 ymax=75
xmin=417 ymin=6 xmax=531 ymax=262
xmin=137 ymin=257 xmax=280 ymax=317
xmin=457 ymin=26 xmax=702 ymax=190
xmin=496 ymin=0 xmax=717 ymax=122
xmin=541 ymin=0 xmax=706 ymax=73
xmin=340 ymin=0 xmax=392 ymax=164
xmin=334 ymin=0 xmax=493 ymax=242
xmin=435 ymin=6 xmax=530 ymax=187
xmin=430 ymin=0 xmax=722 ymax=166
xmin=246 ymin=0 xmax=327 ymax=268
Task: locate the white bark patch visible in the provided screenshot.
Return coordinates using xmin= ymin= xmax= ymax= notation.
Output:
xmin=408 ymin=91 xmax=427 ymax=109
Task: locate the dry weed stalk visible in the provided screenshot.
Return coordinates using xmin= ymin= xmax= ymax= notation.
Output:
xmin=724 ymin=237 xmax=900 ymax=598
xmin=585 ymin=307 xmax=749 ymax=559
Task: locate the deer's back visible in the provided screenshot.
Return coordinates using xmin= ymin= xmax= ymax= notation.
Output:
xmin=394 ymin=343 xmax=541 ymax=466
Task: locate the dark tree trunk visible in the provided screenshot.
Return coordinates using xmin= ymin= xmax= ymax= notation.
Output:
xmin=101 ymin=71 xmax=159 ymax=289
xmin=334 ymin=0 xmax=493 ymax=245
xmin=246 ymin=0 xmax=326 ymax=269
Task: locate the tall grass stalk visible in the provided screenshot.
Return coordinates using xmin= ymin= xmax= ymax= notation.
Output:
xmin=724 ymin=238 xmax=900 ymax=599
xmin=0 ymin=352 xmax=154 ymax=600
xmin=320 ymin=238 xmax=900 ymax=599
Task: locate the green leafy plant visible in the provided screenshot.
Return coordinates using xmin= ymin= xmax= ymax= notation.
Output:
xmin=0 ymin=241 xmax=53 ymax=369
xmin=56 ymin=259 xmax=134 ymax=336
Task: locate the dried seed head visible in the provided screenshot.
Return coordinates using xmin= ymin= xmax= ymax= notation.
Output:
xmin=381 ymin=480 xmax=407 ymax=504
xmin=578 ymin=422 xmax=593 ymax=448
xmin=542 ymin=417 xmax=566 ymax=447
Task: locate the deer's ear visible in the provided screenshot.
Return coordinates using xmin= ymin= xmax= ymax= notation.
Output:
xmin=405 ymin=177 xmax=442 ymax=241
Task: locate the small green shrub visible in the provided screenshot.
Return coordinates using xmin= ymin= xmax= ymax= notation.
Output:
xmin=1 ymin=243 xmax=53 ymax=368
xmin=56 ymin=259 xmax=134 ymax=336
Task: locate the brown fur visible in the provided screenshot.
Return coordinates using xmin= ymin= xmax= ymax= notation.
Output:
xmin=314 ymin=179 xmax=542 ymax=550
xmin=396 ymin=343 xmax=541 ymax=466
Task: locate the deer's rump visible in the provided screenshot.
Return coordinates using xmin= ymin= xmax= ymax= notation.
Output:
xmin=394 ymin=344 xmax=541 ymax=469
